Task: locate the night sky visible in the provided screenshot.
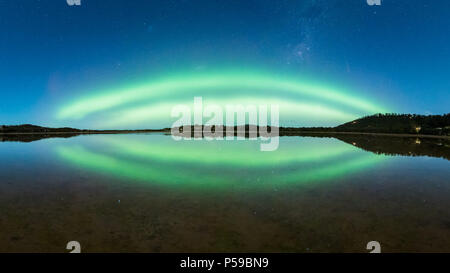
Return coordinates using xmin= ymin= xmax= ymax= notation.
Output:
xmin=0 ymin=0 xmax=449 ymax=129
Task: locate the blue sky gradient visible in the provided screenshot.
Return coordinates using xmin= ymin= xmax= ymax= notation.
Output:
xmin=0 ymin=0 xmax=449 ymax=128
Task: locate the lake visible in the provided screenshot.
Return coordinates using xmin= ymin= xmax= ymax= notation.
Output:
xmin=0 ymin=134 xmax=449 ymax=252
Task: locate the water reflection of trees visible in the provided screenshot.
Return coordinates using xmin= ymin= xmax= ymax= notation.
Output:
xmin=333 ymin=135 xmax=450 ymax=161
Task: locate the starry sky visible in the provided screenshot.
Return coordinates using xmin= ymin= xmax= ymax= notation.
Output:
xmin=0 ymin=0 xmax=449 ymax=129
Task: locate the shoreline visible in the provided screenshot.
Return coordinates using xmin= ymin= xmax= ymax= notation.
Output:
xmin=286 ymin=131 xmax=450 ymax=139
xmin=1 ymin=130 xmax=449 ymax=139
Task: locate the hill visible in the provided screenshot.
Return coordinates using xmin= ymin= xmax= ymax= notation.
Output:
xmin=0 ymin=124 xmax=83 ymax=133
xmin=334 ymin=113 xmax=450 ymax=135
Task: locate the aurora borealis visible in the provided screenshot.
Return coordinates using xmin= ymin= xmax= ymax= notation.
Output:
xmin=55 ymin=71 xmax=389 ymax=129
xmin=2 ymin=0 xmax=450 ymax=256
xmin=1 ymin=0 xmax=449 ymax=127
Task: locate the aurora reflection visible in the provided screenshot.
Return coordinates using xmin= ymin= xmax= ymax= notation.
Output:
xmin=56 ymin=134 xmax=387 ymax=190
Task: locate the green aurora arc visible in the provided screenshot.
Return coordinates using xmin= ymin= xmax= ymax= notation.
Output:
xmin=55 ymin=71 xmax=390 ymax=128
xmin=53 ymin=71 xmax=390 ymax=190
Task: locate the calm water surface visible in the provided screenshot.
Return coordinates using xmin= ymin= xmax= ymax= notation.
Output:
xmin=0 ymin=134 xmax=449 ymax=252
